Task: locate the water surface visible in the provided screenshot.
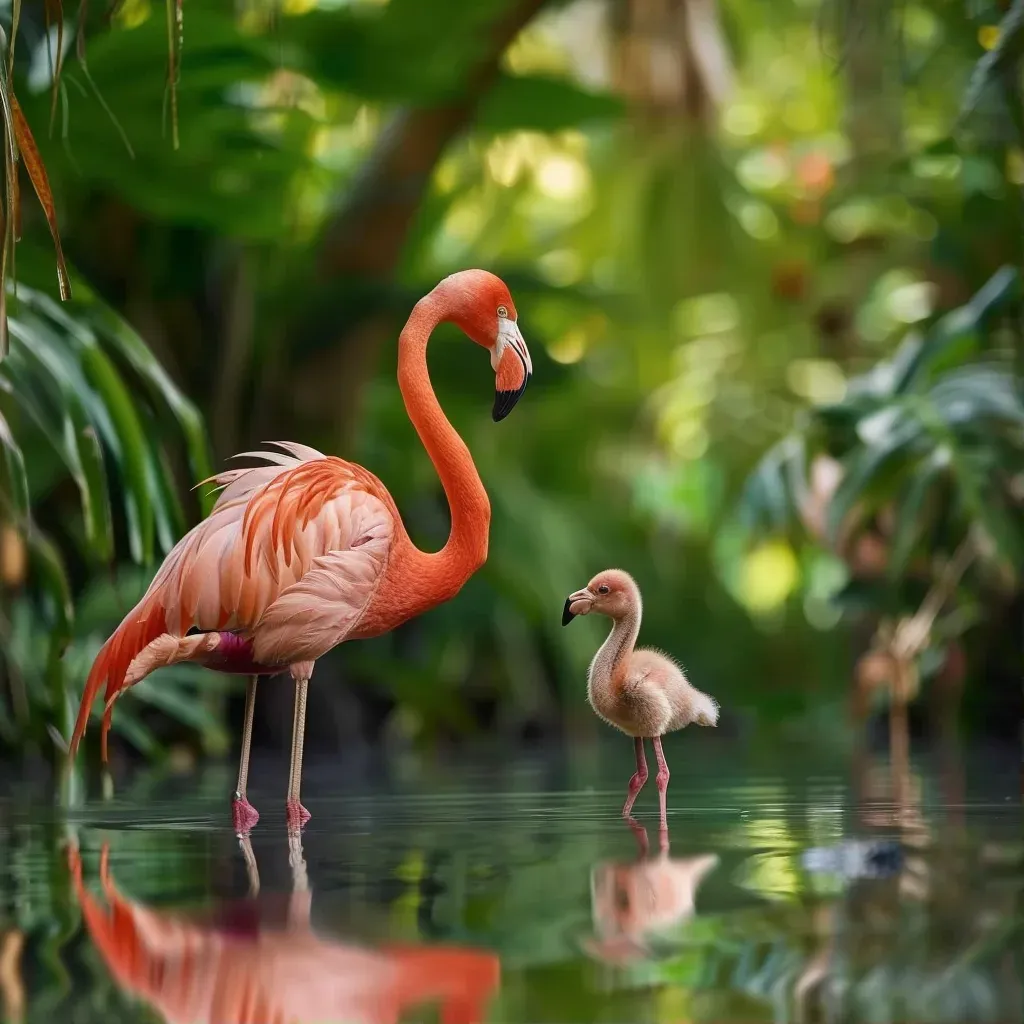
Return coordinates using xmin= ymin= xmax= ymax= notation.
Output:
xmin=1 ymin=735 xmax=1020 ymax=1023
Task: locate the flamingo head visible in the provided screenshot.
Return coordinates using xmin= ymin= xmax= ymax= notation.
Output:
xmin=562 ymin=569 xmax=640 ymax=625
xmin=431 ymin=269 xmax=533 ymax=421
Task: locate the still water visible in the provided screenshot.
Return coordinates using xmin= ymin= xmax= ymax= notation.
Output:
xmin=1 ymin=734 xmax=1021 ymax=1023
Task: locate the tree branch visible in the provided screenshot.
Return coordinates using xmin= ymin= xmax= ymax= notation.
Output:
xmin=288 ymin=0 xmax=549 ymax=444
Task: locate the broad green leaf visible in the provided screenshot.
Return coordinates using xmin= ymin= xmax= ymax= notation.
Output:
xmin=146 ymin=439 xmax=186 ymax=553
xmin=825 ymin=416 xmax=921 ymax=545
xmin=28 ymin=285 xmax=212 ymax=512
xmin=930 ymin=365 xmax=1024 ymax=428
xmin=9 ymin=316 xmax=114 ymax=561
xmin=21 ymin=10 xmax=305 ymax=240
xmin=736 ymin=438 xmax=793 ymax=532
xmin=283 ymin=0 xmax=516 ymax=104
xmin=476 ymin=74 xmax=624 ymax=133
xmin=75 ymin=293 xmax=214 ymax=512
xmin=960 ymin=1 xmax=1024 ymax=129
xmin=906 ymin=266 xmax=1020 ymax=387
xmin=952 ymin=446 xmax=1023 ymax=575
xmin=888 ymin=331 xmax=928 ymax=395
xmin=78 ymin=343 xmax=154 ymax=564
xmin=888 ymin=449 xmax=948 ymax=580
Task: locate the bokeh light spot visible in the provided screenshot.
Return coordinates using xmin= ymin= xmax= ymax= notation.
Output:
xmin=739 ymin=541 xmax=799 ymax=613
xmin=786 ymin=359 xmax=846 ymax=404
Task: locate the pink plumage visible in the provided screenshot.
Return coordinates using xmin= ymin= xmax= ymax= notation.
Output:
xmin=562 ymin=569 xmax=719 ymax=829
xmin=68 ymin=271 xmax=533 ymax=833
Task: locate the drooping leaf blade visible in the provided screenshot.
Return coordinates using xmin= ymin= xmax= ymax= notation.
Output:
xmin=10 ymin=94 xmax=71 ymax=300
xmin=10 ymin=311 xmax=114 ymax=561
xmin=77 ymin=342 xmax=154 ymax=564
xmin=0 ymin=404 xmax=29 ymax=518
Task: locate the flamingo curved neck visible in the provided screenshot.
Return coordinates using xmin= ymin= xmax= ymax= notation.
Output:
xmin=395 ymin=295 xmax=491 ymax=607
xmin=588 ymin=603 xmax=641 ymax=706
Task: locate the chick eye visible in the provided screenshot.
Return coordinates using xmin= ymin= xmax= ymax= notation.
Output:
xmin=497 ymin=305 xmax=508 ymax=319
xmin=598 ymin=585 xmax=610 ymax=595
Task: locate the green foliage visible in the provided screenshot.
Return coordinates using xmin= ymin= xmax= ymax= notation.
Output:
xmin=0 ymin=0 xmax=1020 ymax=758
xmin=738 ymin=265 xmax=1024 ymax=586
xmin=1 ymin=567 xmax=229 ymax=757
xmin=0 ymin=277 xmax=213 ymax=755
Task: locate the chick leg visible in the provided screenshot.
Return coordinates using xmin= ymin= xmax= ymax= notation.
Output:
xmin=622 ymin=737 xmax=649 ymax=818
xmin=653 ymin=735 xmax=671 ymax=833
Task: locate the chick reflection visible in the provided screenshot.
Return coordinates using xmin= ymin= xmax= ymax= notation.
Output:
xmin=68 ymin=832 xmax=499 ymax=1024
xmin=585 ymin=820 xmax=718 ymax=964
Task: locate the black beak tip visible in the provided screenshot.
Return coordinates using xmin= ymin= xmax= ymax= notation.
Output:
xmin=492 ymin=375 xmax=530 ymax=422
xmin=561 ymin=597 xmax=576 ymax=626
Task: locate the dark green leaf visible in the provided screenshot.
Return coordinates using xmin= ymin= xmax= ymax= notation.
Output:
xmin=75 ymin=293 xmax=214 ymax=512
xmin=737 ymin=436 xmax=799 ymax=532
xmin=904 ymin=267 xmax=1021 ymax=387
xmin=888 ymin=449 xmax=948 ymax=580
xmin=0 ymin=404 xmax=29 ymax=518
xmin=929 ymin=365 xmax=1024 ymax=429
xmin=77 ymin=343 xmax=154 ymax=564
xmin=477 ymin=74 xmax=624 ymax=133
xmin=952 ymin=445 xmax=1023 ymax=575
xmin=9 ymin=315 xmax=114 ymax=561
xmin=826 ymin=415 xmax=921 ymax=545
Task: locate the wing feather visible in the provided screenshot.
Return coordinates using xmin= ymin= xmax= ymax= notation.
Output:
xmin=252 ymin=490 xmax=392 ymax=665
xmin=69 ymin=446 xmax=396 ymax=757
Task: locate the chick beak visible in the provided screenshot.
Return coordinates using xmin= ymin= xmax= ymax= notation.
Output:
xmin=561 ymin=589 xmax=592 ymax=626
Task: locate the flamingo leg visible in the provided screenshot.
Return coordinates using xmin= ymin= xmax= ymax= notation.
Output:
xmin=232 ymin=676 xmax=260 ymax=834
xmin=622 ymin=737 xmax=649 ymax=819
xmin=627 ymin=815 xmax=650 ymax=857
xmin=652 ymin=735 xmax=671 ymax=833
xmin=239 ymin=833 xmax=260 ymax=897
xmin=286 ymin=674 xmax=311 ymax=829
xmin=287 ymin=828 xmax=312 ymax=931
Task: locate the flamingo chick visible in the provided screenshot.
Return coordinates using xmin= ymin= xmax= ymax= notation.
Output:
xmin=562 ymin=569 xmax=718 ymax=826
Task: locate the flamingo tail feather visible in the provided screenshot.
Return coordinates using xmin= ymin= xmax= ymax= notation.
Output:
xmin=68 ymin=602 xmax=167 ymax=763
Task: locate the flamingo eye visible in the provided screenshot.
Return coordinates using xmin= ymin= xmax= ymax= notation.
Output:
xmin=598 ymin=585 xmax=610 ymax=595
xmin=497 ymin=305 xmax=508 ymax=319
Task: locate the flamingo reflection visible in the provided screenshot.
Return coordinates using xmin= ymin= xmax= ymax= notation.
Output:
xmin=584 ymin=818 xmax=718 ymax=964
xmin=68 ymin=832 xmax=500 ymax=1024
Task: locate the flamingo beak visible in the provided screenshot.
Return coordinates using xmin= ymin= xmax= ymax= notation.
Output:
xmin=492 ymin=319 xmax=532 ymax=422
xmin=562 ymin=588 xmax=593 ymax=625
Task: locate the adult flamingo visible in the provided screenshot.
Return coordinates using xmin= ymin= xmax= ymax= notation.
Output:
xmin=68 ymin=841 xmax=501 ymax=1024
xmin=68 ymin=270 xmax=532 ymax=832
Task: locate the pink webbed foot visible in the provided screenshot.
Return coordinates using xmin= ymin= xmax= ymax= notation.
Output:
xmin=286 ymin=800 xmax=311 ymax=830
xmin=232 ymin=795 xmax=260 ymax=835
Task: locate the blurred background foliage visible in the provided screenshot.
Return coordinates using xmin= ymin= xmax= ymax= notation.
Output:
xmin=0 ymin=0 xmax=1020 ymax=765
